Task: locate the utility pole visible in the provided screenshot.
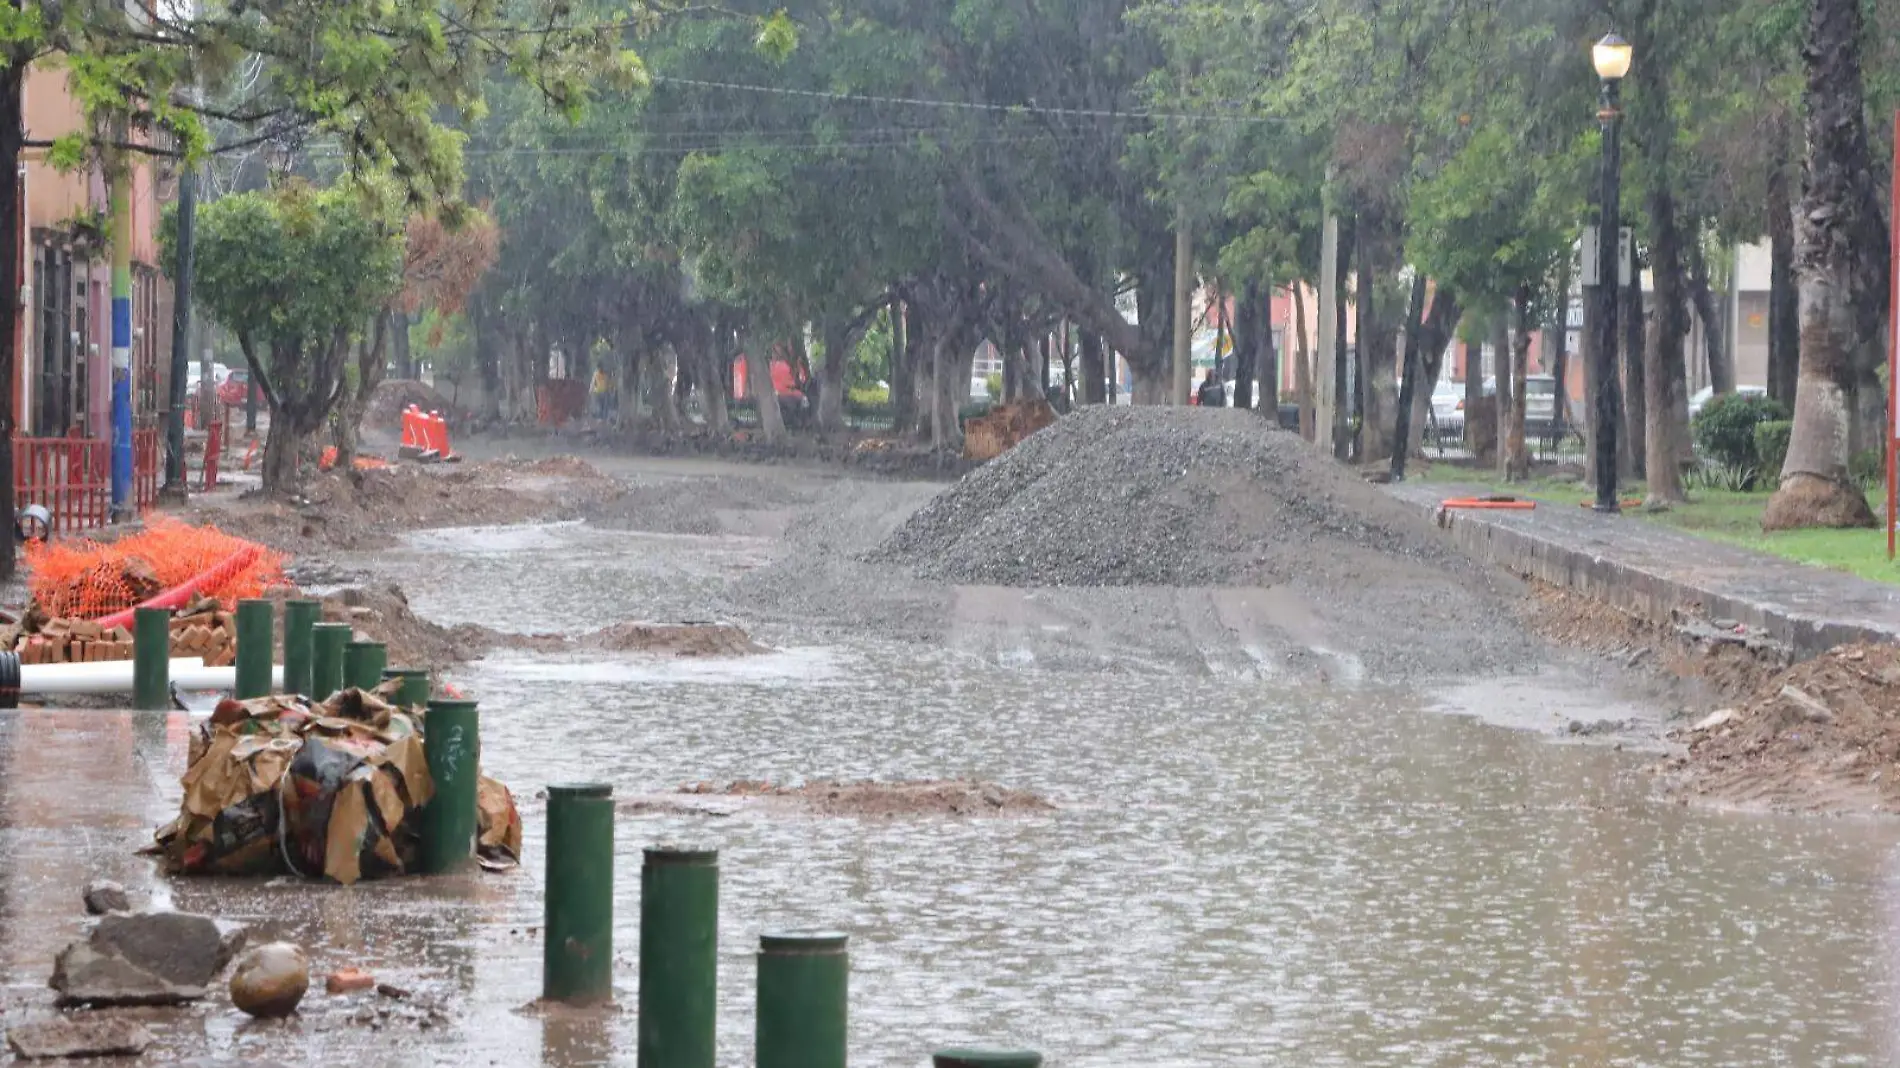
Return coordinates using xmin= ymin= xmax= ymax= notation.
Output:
xmin=163 ymin=154 xmax=195 ymax=496
xmin=1172 ymin=204 xmax=1193 ymax=405
xmin=108 ymin=155 xmax=133 ymax=520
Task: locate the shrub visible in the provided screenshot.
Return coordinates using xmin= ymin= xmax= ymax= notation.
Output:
xmin=1692 ymin=392 xmax=1788 ymax=488
xmin=847 ymin=385 xmax=890 ymax=411
xmin=1753 ymin=419 xmax=1792 ymax=487
xmin=983 ymin=372 xmax=1003 ymax=400
xmin=1851 ymin=448 xmax=1884 ymax=492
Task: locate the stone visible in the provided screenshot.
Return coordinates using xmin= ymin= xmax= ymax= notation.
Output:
xmin=6 ymin=1015 xmax=153 ymax=1058
xmin=326 ymin=968 xmax=377 ymax=994
xmin=229 ymin=943 xmax=309 ymax=1019
xmin=375 ymin=982 xmax=411 ymax=1000
xmin=1780 ymin=685 xmax=1834 ymax=724
xmin=80 ymin=880 xmax=130 ymax=916
xmin=1691 ymin=709 xmax=1738 ymax=733
xmin=51 ymin=910 xmax=246 ymax=1007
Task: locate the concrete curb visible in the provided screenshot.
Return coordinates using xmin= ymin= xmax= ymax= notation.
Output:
xmin=1390 ymin=485 xmax=1900 ymax=662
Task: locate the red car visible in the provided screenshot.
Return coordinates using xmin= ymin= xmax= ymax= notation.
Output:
xmin=216 ymin=368 xmax=265 ymax=408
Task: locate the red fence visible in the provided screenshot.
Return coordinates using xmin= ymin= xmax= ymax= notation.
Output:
xmin=15 ymin=430 xmax=161 ymax=536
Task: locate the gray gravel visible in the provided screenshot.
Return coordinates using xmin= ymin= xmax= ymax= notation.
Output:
xmin=873 ymin=406 xmax=1467 ymax=587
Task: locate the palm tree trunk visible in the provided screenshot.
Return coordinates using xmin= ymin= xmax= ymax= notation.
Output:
xmin=1764 ymin=0 xmax=1883 ymax=530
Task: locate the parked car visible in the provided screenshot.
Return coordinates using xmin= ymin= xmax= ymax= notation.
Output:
xmin=216 ymin=367 xmax=264 ymax=408
xmin=1430 ymin=380 xmax=1465 ymax=435
xmin=1688 ymin=384 xmax=1767 ymax=418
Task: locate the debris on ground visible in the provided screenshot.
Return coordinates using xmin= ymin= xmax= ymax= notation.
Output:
xmin=326 ymin=968 xmax=377 ymax=995
xmin=228 ymin=943 xmax=310 ymax=1018
xmin=577 ymin=622 xmax=767 ymax=657
xmin=963 ymin=399 xmax=1058 ymax=461
xmin=663 ymin=779 xmax=1056 ymax=818
xmin=152 ymin=688 xmax=522 ymax=884
xmin=4 ymin=594 xmax=248 ymax=666
xmin=51 ymin=910 xmax=246 ymax=1007
xmin=81 ymin=880 xmax=130 ymax=916
xmin=1662 ymin=643 xmax=1900 ymax=813
xmin=6 ymin=1015 xmax=154 ymax=1059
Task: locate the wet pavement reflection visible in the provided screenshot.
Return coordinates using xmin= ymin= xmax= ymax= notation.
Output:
xmin=2 ymin=521 xmax=1899 ymax=1066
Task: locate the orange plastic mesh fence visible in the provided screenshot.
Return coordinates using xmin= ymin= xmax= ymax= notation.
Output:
xmin=26 ymin=516 xmax=289 ymax=620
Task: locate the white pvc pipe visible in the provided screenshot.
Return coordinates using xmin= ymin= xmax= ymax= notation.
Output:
xmin=20 ymin=658 xmax=283 ymax=696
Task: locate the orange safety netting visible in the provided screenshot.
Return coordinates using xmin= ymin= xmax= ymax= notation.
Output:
xmin=26 ymin=516 xmax=288 ymax=621
xmin=318 ymin=447 xmax=391 ymax=472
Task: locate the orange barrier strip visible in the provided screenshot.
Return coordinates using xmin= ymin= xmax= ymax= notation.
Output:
xmin=1441 ymin=498 xmax=1537 ymax=511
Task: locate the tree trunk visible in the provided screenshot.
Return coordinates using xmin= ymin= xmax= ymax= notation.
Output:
xmin=744 ymin=338 xmax=785 ymax=444
xmin=0 ymin=56 xmax=23 ymax=579
xmin=393 ymin=310 xmax=413 ymax=380
xmin=1549 ymin=267 xmax=1572 ymax=444
xmin=1232 ymin=282 xmax=1258 ymax=412
xmin=1687 ymin=234 xmax=1732 ymax=395
xmin=1645 ymin=188 xmax=1690 ymax=505
xmin=1135 ymin=263 xmax=1172 ymax=406
xmin=1765 ymin=0 xmax=1884 ymax=530
xmin=1333 ymin=231 xmax=1352 ymax=460
xmin=334 ymin=310 xmax=390 ymax=470
xmin=818 ymin=316 xmax=850 ymax=433
xmin=1293 ymin=283 xmax=1313 ymax=440
xmin=1505 ymin=285 xmax=1532 ymax=481
xmin=1077 ymin=329 xmax=1106 ymax=405
xmin=1622 ymin=241 xmax=1645 ymax=479
xmin=893 ymin=302 xmax=920 ymax=434
xmin=1259 ymin=279 xmax=1278 ymax=415
xmin=1391 ymin=274 xmax=1427 ymax=481
xmin=1463 ymin=339 xmax=1484 ymax=454
xmin=1353 ymin=214 xmax=1373 ymax=459
xmin=1766 ymin=146 xmax=1800 ymax=409
xmin=1492 ymin=317 xmax=1513 ymax=477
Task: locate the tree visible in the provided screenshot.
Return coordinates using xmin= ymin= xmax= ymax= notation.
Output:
xmin=173 ymin=182 xmax=402 ymax=491
xmin=1762 ymin=0 xmax=1886 ymax=530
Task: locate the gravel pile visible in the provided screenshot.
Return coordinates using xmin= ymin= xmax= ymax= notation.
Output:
xmin=873 ymin=406 xmax=1466 ymax=588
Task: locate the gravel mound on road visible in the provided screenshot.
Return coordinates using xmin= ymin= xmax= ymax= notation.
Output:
xmin=873 ymin=406 xmax=1468 ymax=588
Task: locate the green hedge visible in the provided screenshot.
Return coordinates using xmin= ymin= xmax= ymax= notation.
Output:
xmin=1693 ymin=392 xmax=1788 ymax=489
xmin=1753 ymin=419 xmax=1791 ymax=487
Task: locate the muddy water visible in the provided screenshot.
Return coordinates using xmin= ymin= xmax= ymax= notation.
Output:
xmin=3 ymin=519 xmax=1900 ymax=1066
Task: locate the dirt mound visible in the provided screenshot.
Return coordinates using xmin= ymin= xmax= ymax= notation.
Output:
xmin=320 ymin=585 xmax=498 ymax=670
xmin=670 ymin=779 xmax=1054 ymax=817
xmin=187 ymin=457 xmax=622 ymax=553
xmin=577 ymin=622 xmax=765 ymax=657
xmin=873 ymin=406 xmax=1466 ymax=587
xmin=366 ymin=380 xmax=463 ymax=431
xmin=1664 ymin=643 xmax=1900 ymax=813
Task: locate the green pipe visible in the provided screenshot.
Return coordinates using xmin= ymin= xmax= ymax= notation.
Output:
xmin=234 ymin=599 xmax=273 ymax=699
xmin=757 ymin=933 xmax=848 ymax=1068
xmin=543 ymin=783 xmax=614 ymax=1005
xmin=343 ymin=639 xmax=386 ymax=692
xmin=931 ymin=1052 xmax=1042 ymax=1068
xmin=311 ymin=623 xmax=350 ymax=700
xmin=132 ymin=606 xmax=169 ymax=711
xmin=281 ymin=599 xmax=319 ymax=698
xmin=638 ymin=847 xmax=719 ymax=1068
xmin=382 ymin=667 xmax=431 ymax=707
xmin=419 ymin=698 xmax=479 ymax=874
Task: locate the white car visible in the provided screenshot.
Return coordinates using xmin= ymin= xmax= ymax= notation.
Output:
xmin=1689 ymin=384 xmax=1767 ymax=418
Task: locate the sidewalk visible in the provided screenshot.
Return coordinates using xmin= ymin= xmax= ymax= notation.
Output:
xmin=1388 ymin=481 xmax=1900 ymax=660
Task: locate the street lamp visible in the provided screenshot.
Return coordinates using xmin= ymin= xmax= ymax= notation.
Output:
xmin=1590 ymin=32 xmax=1631 ymax=514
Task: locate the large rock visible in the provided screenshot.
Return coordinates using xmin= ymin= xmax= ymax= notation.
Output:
xmin=6 ymin=1015 xmax=153 ymax=1058
xmin=228 ymin=943 xmax=309 ymax=1018
xmin=50 ymin=910 xmax=246 ymax=1006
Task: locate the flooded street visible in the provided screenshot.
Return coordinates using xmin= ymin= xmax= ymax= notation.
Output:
xmin=4 ymin=459 xmax=1900 ymax=1065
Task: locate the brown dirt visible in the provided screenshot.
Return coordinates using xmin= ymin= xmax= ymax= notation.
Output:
xmin=663 ymin=779 xmax=1055 ymax=818
xmin=365 ymin=379 xmax=465 ymax=430
xmin=1661 ymin=643 xmax=1900 ymax=814
xmin=1760 ymin=471 xmax=1878 ymax=531
xmin=312 ymin=585 xmax=768 ymax=671
xmin=1518 ymin=581 xmax=1782 ymax=706
xmin=181 ymin=457 xmax=624 ymax=554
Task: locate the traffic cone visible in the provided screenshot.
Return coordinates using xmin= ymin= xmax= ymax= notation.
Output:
xmin=399 ymin=406 xmax=425 ymax=459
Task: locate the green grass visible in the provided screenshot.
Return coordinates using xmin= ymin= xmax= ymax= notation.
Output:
xmin=1411 ymin=462 xmax=1900 ymax=586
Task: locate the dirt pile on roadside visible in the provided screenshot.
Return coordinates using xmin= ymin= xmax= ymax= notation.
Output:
xmin=874 ymin=406 xmax=1467 ymax=587
xmin=578 ymin=622 xmax=766 ymax=657
xmin=674 ymin=779 xmax=1054 ymax=817
xmin=365 ymin=380 xmax=464 ymax=430
xmin=1665 ymin=643 xmax=1900 ymax=813
xmin=191 ymin=457 xmax=622 ymax=553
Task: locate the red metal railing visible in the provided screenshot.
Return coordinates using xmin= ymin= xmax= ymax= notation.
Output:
xmin=14 ymin=429 xmax=163 ymax=535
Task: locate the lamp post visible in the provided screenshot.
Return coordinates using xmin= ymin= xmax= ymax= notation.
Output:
xmin=1590 ymin=32 xmax=1632 ymax=513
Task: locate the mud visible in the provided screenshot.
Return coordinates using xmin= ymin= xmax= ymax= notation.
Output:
xmin=182 ymin=457 xmax=624 ymax=554
xmin=660 ymin=779 xmax=1056 ymax=818
xmin=471 ymin=424 xmax=982 ymax=481
xmin=317 ymin=584 xmax=765 ymax=670
xmin=1662 ymin=643 xmax=1900 ymax=814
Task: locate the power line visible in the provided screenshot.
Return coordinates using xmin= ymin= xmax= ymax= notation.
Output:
xmin=647 ymin=74 xmax=1280 ymax=126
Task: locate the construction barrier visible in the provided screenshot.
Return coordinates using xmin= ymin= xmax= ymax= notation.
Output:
xmin=1440 ymin=497 xmax=1537 ymax=511
xmin=15 ymin=429 xmax=160 ymax=535
xmin=536 ymin=381 xmax=587 ymax=428
xmin=399 ymin=406 xmax=458 ymax=463
xmin=25 ymin=516 xmax=287 ymax=622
